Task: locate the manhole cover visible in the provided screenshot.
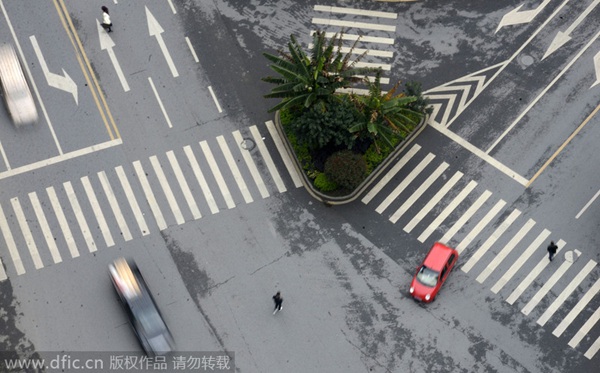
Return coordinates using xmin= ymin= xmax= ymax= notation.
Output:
xmin=241 ymin=138 xmax=255 ymax=151
xmin=521 ymin=55 xmax=534 ymax=66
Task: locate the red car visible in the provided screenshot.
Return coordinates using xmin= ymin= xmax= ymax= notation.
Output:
xmin=409 ymin=243 xmax=459 ymax=303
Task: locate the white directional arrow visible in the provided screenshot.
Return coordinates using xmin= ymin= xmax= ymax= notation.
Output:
xmin=592 ymin=51 xmax=600 ymax=88
xmin=98 ymin=20 xmax=130 ymax=92
xmin=146 ymin=6 xmax=179 ymax=78
xmin=29 ymin=35 xmax=78 ymax=104
xmin=496 ymin=0 xmax=552 ymax=33
xmin=543 ymin=0 xmax=600 ymax=59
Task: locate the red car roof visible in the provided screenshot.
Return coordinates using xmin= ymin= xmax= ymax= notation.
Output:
xmin=422 ymin=243 xmax=455 ymax=271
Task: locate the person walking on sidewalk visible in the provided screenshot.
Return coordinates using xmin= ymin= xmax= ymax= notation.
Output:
xmin=547 ymin=241 xmax=558 ymax=261
xmin=272 ymin=291 xmax=283 ymax=314
xmin=101 ymin=6 xmax=112 ymax=32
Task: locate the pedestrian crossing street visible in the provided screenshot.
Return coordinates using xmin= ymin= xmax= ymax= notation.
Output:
xmin=363 ymin=143 xmax=600 ymax=359
xmin=0 ymin=121 xmax=302 ymax=281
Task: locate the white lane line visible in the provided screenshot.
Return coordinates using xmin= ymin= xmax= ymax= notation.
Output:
xmin=455 ymin=199 xmax=506 ymax=255
xmin=476 ymin=218 xmax=536 ymax=283
xmin=418 ymin=180 xmax=478 ymax=243
xmin=0 ymin=203 xmax=25 ymax=275
xmin=81 ymin=176 xmax=114 ymax=247
xmin=11 ymin=198 xmax=43 ymax=269
xmin=208 ymin=86 xmax=223 ymax=113
xmin=584 ymin=334 xmax=600 ymax=359
xmin=314 ymin=5 xmax=397 ymax=19
xmin=354 ymin=61 xmax=391 ymax=71
xmin=150 ymin=155 xmax=185 ymax=225
xmin=115 ymin=166 xmax=150 ymax=236
xmin=440 ymin=190 xmax=492 ymax=244
xmin=576 ymin=188 xmax=600 ymax=219
xmin=521 ymin=258 xmax=574 ymax=316
xmin=265 ymin=120 xmax=302 ymax=188
xmin=133 ymin=161 xmax=168 ymax=230
xmin=491 ymin=229 xmax=551 ymax=293
xmin=404 ymin=172 xmax=463 ymax=234
xmin=553 ymin=276 xmax=600 ymax=337
xmin=148 ymin=77 xmax=173 ymax=128
xmin=569 ymin=305 xmax=600 ymax=348
xmin=311 ymin=30 xmax=395 ymax=45
xmin=217 ymin=136 xmax=253 ymax=204
xmin=232 ymin=130 xmax=270 ymax=199
xmin=251 ymin=125 xmax=288 ymax=193
xmin=28 ymin=192 xmax=62 ymax=264
xmin=312 ymin=18 xmax=396 ymax=32
xmin=537 ymin=260 xmax=597 ymax=326
xmin=362 ymin=144 xmax=421 ymax=204
xmin=167 ymin=0 xmax=176 ymax=14
xmin=0 ymin=257 xmax=6 ymax=281
xmin=64 ymin=181 xmax=97 ymax=252
xmin=185 ymin=36 xmax=199 ymax=63
xmin=200 ymin=141 xmax=236 ymax=209
xmin=184 ymin=146 xmax=220 ymax=214
xmin=166 ymin=151 xmax=202 ymax=220
xmin=376 ymin=153 xmax=435 ymax=214
xmin=389 ymin=162 xmax=448 ymax=223
xmin=506 ymin=239 xmax=566 ymax=305
xmin=98 ymin=171 xmax=133 ymax=241
xmin=0 ymin=140 xmax=10 ymax=171
xmin=46 ymin=186 xmax=79 ymax=258
xmin=461 ymin=209 xmax=521 ymax=273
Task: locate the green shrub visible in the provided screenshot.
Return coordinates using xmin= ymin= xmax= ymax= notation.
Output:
xmin=313 ymin=172 xmax=338 ymax=192
xmin=324 ymin=150 xmax=367 ymax=190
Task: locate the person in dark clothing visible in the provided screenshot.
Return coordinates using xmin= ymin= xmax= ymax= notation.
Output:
xmin=101 ymin=6 xmax=112 ymax=32
xmin=272 ymin=291 xmax=283 ymax=314
xmin=547 ymin=241 xmax=558 ymax=261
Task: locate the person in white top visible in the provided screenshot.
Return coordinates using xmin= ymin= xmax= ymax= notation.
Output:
xmin=101 ymin=6 xmax=112 ymax=32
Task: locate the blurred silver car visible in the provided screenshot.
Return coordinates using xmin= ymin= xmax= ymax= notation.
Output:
xmin=0 ymin=44 xmax=38 ymax=126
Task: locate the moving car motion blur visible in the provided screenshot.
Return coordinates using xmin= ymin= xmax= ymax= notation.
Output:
xmin=109 ymin=258 xmax=175 ymax=356
xmin=0 ymin=44 xmax=38 ymax=126
xmin=409 ymin=242 xmax=459 ymax=303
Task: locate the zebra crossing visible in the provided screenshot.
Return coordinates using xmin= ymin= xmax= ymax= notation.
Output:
xmin=362 ymin=143 xmax=600 ymax=360
xmin=0 ymin=121 xmax=301 ymax=282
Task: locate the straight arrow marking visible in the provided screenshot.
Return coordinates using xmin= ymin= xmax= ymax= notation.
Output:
xmin=146 ymin=6 xmax=179 ymax=78
xmin=496 ymin=0 xmax=552 ymax=33
xmin=543 ymin=0 xmax=600 ymax=59
xmin=97 ymin=20 xmax=130 ymax=92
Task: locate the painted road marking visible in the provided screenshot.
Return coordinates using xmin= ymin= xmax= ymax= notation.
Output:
xmin=166 ymin=151 xmax=202 ymax=220
xmin=311 ymin=31 xmax=394 ymax=45
xmin=133 ymin=160 xmax=167 ymax=231
xmin=265 ymin=120 xmax=303 ymax=188
xmin=11 ymin=197 xmax=43 ymax=269
xmin=64 ymin=181 xmax=96 ymax=252
xmin=569 ymin=306 xmax=600 ymax=348
xmin=115 ymin=166 xmax=150 ymax=236
xmin=314 ymin=5 xmax=397 ymax=19
xmin=0 ymin=203 xmax=25 ymax=275
xmin=98 ymin=171 xmax=133 ymax=241
xmin=440 ymin=190 xmax=492 ymax=243
xmin=217 ymin=136 xmax=253 ymax=204
xmin=455 ymin=199 xmax=506 ymax=255
xmin=232 ymin=130 xmax=270 ymax=199
xmin=81 ymin=176 xmax=114 ymax=247
xmin=148 ymin=77 xmax=173 ymax=128
xmin=46 ymin=186 xmax=79 ymax=258
xmin=208 ymin=86 xmax=223 ymax=113
xmin=584 ymin=334 xmax=600 ymax=359
xmin=553 ymin=277 xmax=600 ymax=337
xmin=184 ymin=145 xmax=220 ymax=214
xmin=150 ymin=155 xmax=185 ymax=225
xmin=521 ymin=258 xmax=574 ymax=316
xmin=29 ymin=192 xmax=62 ymax=264
xmin=312 ymin=18 xmax=396 ymax=32
xmin=185 ymin=36 xmax=199 ymax=63
xmin=200 ymin=141 xmax=236 ymax=209
xmin=250 ymin=125 xmax=287 ymax=193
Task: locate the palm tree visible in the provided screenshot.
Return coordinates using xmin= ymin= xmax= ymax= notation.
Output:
xmin=262 ymin=30 xmax=373 ymax=113
xmin=349 ymin=70 xmax=424 ymax=148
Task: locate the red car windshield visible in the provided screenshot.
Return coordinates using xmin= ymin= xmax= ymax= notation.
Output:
xmin=416 ymin=266 xmax=439 ymax=287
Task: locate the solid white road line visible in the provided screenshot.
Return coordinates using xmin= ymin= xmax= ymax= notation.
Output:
xmin=232 ymin=130 xmax=270 ymax=199
xmin=403 ymin=171 xmax=463 ymax=234
xmin=148 ymin=77 xmax=173 ymax=128
xmin=217 ymin=136 xmax=253 ymax=204
xmin=0 ymin=258 xmax=5 ymax=281
xmin=167 ymin=0 xmax=176 ymax=14
xmin=250 ymin=125 xmax=288 ymax=193
xmin=491 ymin=229 xmax=551 ymax=294
xmin=11 ymin=197 xmax=43 ymax=269
xmin=575 ymin=188 xmax=600 ymax=219
xmin=115 ymin=166 xmax=150 ymax=236
xmin=166 ymin=151 xmax=202 ymax=220
xmin=505 ymin=240 xmax=566 ymax=305
xmin=208 ymin=86 xmax=223 ymax=113
xmin=200 ymin=141 xmax=236 ymax=209
xmin=183 ymin=146 xmax=220 ymax=214
xmin=311 ymin=30 xmax=395 ymax=45
xmin=418 ymin=180 xmax=477 ymax=243
xmin=0 ymin=203 xmax=25 ymax=275
xmin=521 ymin=259 xmax=573 ymax=315
xmin=98 ymin=171 xmax=133 ymax=241
xmin=389 ymin=162 xmax=448 ymax=223
xmin=264 ymin=121 xmax=303 ymax=188
xmin=64 ymin=181 xmax=97 ymax=252
xmin=537 ymin=260 xmax=597 ymax=326
xmin=150 ymin=156 xmax=185 ymax=225
xmin=46 ymin=186 xmax=79 ymax=258
xmin=553 ymin=276 xmax=600 ymax=337
xmin=440 ymin=190 xmax=492 ymax=244
xmin=585 ymin=335 xmax=600 ymax=359
xmin=185 ymin=37 xmax=199 ymax=63
xmin=354 ymin=61 xmax=391 ymax=71
xmin=312 ymin=18 xmax=396 ymax=32
xmin=81 ymin=176 xmax=115 ymax=247
xmin=476 ymin=219 xmax=536 ymax=283
xmin=569 ymin=306 xmax=600 ymax=348
xmin=29 ymin=192 xmax=62 ymax=264
xmin=313 ymin=5 xmax=397 ymax=19
xmin=376 ymin=153 xmax=435 ymax=214
xmin=455 ymin=199 xmax=506 ymax=255
xmin=133 ymin=161 xmax=168 ymax=231
xmin=363 ymin=144 xmax=421 ymax=204
xmin=461 ymin=209 xmax=521 ymax=273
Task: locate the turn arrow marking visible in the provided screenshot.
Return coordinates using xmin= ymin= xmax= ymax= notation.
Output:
xmin=496 ymin=0 xmax=552 ymax=33
xmin=29 ymin=35 xmax=78 ymax=105
xmin=592 ymin=51 xmax=600 ymax=88
xmin=145 ymin=6 xmax=179 ymax=78
xmin=98 ymin=20 xmax=130 ymax=92
xmin=543 ymin=0 xmax=600 ymax=59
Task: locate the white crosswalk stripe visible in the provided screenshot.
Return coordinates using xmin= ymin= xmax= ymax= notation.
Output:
xmin=217 ymin=136 xmax=253 ymax=204
xmin=134 ymin=160 xmax=168 ymax=231
xmin=47 ymin=186 xmax=79 ymax=258
xmin=64 ymin=181 xmax=97 ymax=253
xmin=11 ymin=197 xmax=44 ymax=269
xmin=183 ymin=145 xmax=220 ymax=214
xmin=150 ymin=155 xmax=186 ymax=225
xmin=115 ymin=166 xmax=150 ymax=236
xmin=455 ymin=199 xmax=506 ymax=255
xmin=553 ymin=277 xmax=600 ymax=337
xmin=29 ymin=192 xmax=62 ymax=264
xmin=232 ymin=130 xmax=270 ymax=199
xmin=98 ymin=171 xmax=133 ymax=241
xmin=81 ymin=176 xmax=115 ymax=247
xmin=439 ymin=189 xmax=491 ymax=243
xmin=0 ymin=203 xmax=24 ymax=275
xmin=166 ymin=151 xmax=202 ymax=220
xmin=200 ymin=141 xmax=236 ymax=209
